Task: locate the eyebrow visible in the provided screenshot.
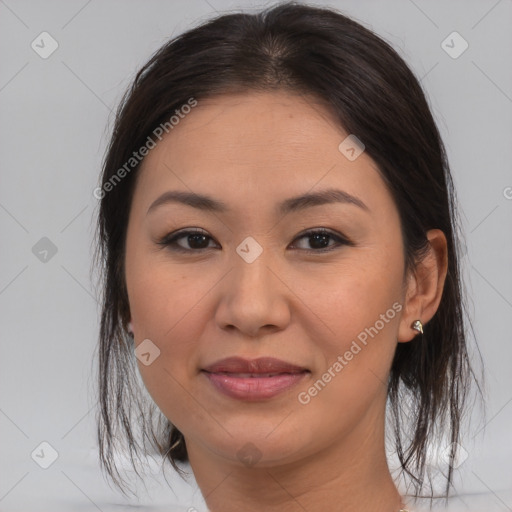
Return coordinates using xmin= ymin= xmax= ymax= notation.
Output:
xmin=146 ymin=187 xmax=369 ymax=216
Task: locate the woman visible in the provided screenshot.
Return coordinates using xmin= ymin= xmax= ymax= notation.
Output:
xmin=93 ymin=3 xmax=476 ymax=510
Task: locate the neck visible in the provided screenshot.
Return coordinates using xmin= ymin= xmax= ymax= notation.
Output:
xmin=186 ymin=403 xmax=404 ymax=512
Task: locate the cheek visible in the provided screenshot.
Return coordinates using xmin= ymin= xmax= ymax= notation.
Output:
xmin=299 ymin=249 xmax=403 ymax=351
xmin=125 ymin=254 xmax=216 ymax=418
xmin=126 ymin=247 xmax=203 ymax=340
xmin=129 ymin=271 xmax=205 ymax=360
xmin=295 ymin=249 xmax=404 ymax=421
xmin=129 ymin=277 xmax=203 ymax=431
xmin=294 ymin=267 xmax=402 ymax=440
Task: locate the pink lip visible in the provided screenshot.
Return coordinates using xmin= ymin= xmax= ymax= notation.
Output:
xmin=201 ymin=356 xmax=310 ymax=401
xmin=202 ymin=371 xmax=309 ymax=401
xmin=202 ymin=356 xmax=307 ymax=374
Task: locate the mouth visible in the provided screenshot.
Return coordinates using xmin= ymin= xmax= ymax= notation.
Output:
xmin=202 ymin=356 xmax=308 ymax=375
xmin=203 ymin=371 xmax=305 ymax=378
xmin=201 ymin=368 xmax=310 ymax=401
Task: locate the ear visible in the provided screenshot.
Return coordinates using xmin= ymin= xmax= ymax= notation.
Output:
xmin=397 ymin=229 xmax=448 ymax=343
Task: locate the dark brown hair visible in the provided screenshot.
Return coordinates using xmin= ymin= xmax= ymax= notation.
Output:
xmin=93 ymin=1 xmax=480 ymax=502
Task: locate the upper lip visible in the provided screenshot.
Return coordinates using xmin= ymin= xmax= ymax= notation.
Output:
xmin=202 ymin=357 xmax=308 ymax=374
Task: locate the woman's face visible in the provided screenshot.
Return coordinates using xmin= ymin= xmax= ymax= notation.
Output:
xmin=125 ymin=90 xmax=410 ymax=468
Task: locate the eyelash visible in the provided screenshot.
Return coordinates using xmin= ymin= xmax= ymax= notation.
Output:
xmin=157 ymin=228 xmax=353 ymax=254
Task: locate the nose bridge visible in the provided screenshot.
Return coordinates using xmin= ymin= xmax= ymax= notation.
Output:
xmin=231 ymin=234 xmax=275 ymax=295
xmin=215 ymin=235 xmax=289 ymax=335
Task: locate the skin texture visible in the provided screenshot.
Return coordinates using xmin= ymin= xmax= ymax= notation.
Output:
xmin=124 ymin=91 xmax=448 ymax=512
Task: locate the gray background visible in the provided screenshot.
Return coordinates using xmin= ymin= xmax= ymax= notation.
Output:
xmin=0 ymin=0 xmax=511 ymax=510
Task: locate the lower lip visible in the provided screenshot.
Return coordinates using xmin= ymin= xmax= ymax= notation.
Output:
xmin=202 ymin=371 xmax=309 ymax=401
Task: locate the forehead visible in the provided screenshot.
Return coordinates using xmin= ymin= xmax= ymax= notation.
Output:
xmin=151 ymin=91 xmax=344 ymax=160
xmin=133 ymin=90 xmax=392 ymax=217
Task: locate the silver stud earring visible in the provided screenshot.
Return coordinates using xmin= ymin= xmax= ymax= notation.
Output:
xmin=412 ymin=319 xmax=423 ymax=334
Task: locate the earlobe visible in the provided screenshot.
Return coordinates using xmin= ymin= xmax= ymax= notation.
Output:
xmin=397 ymin=229 xmax=448 ymax=343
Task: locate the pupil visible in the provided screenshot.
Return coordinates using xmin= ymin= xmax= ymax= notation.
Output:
xmin=311 ymin=233 xmax=329 ymax=249
xmin=189 ymin=234 xmax=208 ymax=248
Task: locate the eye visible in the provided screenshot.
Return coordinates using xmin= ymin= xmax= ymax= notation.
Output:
xmin=158 ymin=228 xmax=218 ymax=252
xmin=157 ymin=227 xmax=352 ymax=253
xmin=289 ymin=228 xmax=352 ymax=253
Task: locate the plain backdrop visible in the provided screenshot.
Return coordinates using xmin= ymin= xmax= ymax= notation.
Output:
xmin=0 ymin=0 xmax=511 ymax=511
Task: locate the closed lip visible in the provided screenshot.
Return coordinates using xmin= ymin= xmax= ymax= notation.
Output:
xmin=201 ymin=356 xmax=308 ymax=375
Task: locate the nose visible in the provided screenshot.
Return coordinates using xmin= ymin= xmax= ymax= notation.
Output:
xmin=214 ymin=245 xmax=291 ymax=338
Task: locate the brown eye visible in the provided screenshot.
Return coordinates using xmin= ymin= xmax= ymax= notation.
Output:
xmin=158 ymin=227 xmax=352 ymax=254
xmin=158 ymin=229 xmax=218 ymax=252
xmin=290 ymin=229 xmax=353 ymax=252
